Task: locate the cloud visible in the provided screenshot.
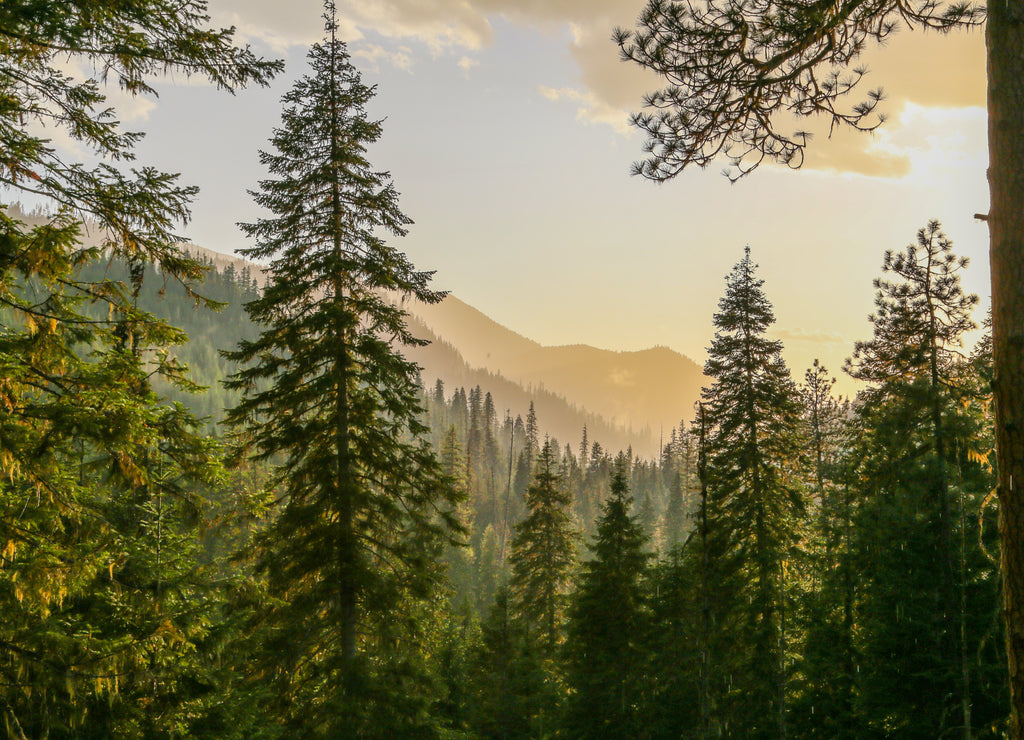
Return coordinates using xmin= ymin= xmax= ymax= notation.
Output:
xmin=208 ymin=0 xmax=987 ymax=176
xmin=458 ymin=56 xmax=479 ymax=74
xmin=771 ymin=327 xmax=850 ymax=346
xmin=211 ymin=0 xmax=491 ymax=53
xmin=353 ymin=43 xmax=414 ymax=72
xmin=209 ymin=0 xmax=342 ymax=51
xmin=537 ymin=85 xmax=630 ymax=134
xmin=798 ymin=100 xmax=987 ymax=179
xmin=867 ymin=26 xmax=985 ymax=110
xmin=794 ymin=117 xmax=913 ymax=178
xmin=792 ymin=26 xmax=985 ymax=177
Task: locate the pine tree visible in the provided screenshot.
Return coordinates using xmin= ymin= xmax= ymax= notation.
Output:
xmin=700 ymin=246 xmax=806 ymax=738
xmin=223 ymin=7 xmax=459 ymax=734
xmin=842 ymin=221 xmax=999 ymax=737
xmin=564 ymin=454 xmax=650 ymax=739
xmin=0 ymin=2 xmax=277 ymax=732
xmin=509 ymin=439 xmax=577 ymax=653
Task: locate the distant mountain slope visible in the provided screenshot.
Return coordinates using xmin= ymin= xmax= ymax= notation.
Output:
xmin=3 ymin=206 xmax=701 ymax=456
xmin=402 ymin=294 xmax=541 ymax=368
xmin=406 ymin=295 xmax=706 ymax=442
xmin=403 ymin=314 xmax=652 ymax=456
xmin=138 ymin=244 xmax=705 ymax=456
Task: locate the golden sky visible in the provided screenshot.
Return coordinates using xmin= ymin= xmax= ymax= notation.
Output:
xmin=137 ymin=0 xmax=990 ymax=401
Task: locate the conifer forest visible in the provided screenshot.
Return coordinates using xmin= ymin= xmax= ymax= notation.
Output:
xmin=1 ymin=1 xmax=1022 ymax=738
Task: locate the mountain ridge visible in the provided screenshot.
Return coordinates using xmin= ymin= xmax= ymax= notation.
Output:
xmin=3 ymin=205 xmax=705 ymax=457
xmin=403 ymin=292 xmax=706 ymax=446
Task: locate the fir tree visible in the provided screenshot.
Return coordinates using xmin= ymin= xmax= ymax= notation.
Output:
xmin=0 ymin=1 xmax=277 ymax=731
xmin=223 ymin=7 xmax=459 ymax=734
xmin=564 ymin=454 xmax=650 ymax=739
xmin=700 ymin=246 xmax=806 ymax=739
xmin=509 ymin=439 xmax=577 ymax=653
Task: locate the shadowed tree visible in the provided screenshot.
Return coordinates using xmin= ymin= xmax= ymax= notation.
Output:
xmin=841 ymin=222 xmax=998 ymax=738
xmin=509 ymin=439 xmax=577 ymax=653
xmin=223 ymin=6 xmax=460 ymax=734
xmin=700 ymin=247 xmax=806 ymax=738
xmin=505 ymin=438 xmax=576 ymax=735
xmin=564 ymin=454 xmax=651 ymax=739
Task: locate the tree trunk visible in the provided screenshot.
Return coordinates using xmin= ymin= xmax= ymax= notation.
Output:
xmin=987 ymin=5 xmax=1024 ymax=736
xmin=327 ymin=22 xmax=357 ymax=669
xmin=697 ymin=403 xmax=713 ymax=740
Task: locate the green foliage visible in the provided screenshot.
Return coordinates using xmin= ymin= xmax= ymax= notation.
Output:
xmin=509 ymin=439 xmax=577 ymax=653
xmin=643 ymin=545 xmax=704 ymax=739
xmin=0 ymin=1 xmax=277 ymax=733
xmin=222 ymin=11 xmax=460 ymax=734
xmin=563 ymin=455 xmax=651 ymax=739
xmin=700 ymin=246 xmax=806 ymax=738
xmin=72 ymin=251 xmax=263 ymax=427
xmin=462 ymin=589 xmax=546 ymax=739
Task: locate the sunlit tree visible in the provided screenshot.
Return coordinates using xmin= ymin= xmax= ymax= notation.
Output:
xmin=616 ymin=2 xmax=1024 ymax=725
xmin=0 ymin=1 xmax=277 ymax=731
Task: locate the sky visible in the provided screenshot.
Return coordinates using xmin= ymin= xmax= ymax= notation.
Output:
xmin=116 ymin=0 xmax=988 ymax=399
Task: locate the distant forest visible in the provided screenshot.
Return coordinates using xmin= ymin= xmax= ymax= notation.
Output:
xmin=0 ymin=1 xmax=1011 ymax=739
xmin=5 ymin=221 xmax=1004 ymax=738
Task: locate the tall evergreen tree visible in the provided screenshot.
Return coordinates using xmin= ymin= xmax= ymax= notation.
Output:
xmin=700 ymin=246 xmax=806 ymax=739
xmin=564 ymin=454 xmax=650 ymax=739
xmin=0 ymin=2 xmax=277 ymax=732
xmin=509 ymin=439 xmax=577 ymax=653
xmin=505 ymin=438 xmax=576 ymax=736
xmin=223 ymin=7 xmax=459 ymax=734
xmin=843 ymin=221 xmax=999 ymax=738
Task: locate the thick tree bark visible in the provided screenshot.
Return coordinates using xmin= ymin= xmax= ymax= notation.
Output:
xmin=987 ymin=5 xmax=1024 ymax=736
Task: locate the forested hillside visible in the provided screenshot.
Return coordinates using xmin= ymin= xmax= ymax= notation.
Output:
xmin=7 ymin=203 xmax=660 ymax=450
xmin=405 ymin=293 xmax=706 ymax=450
